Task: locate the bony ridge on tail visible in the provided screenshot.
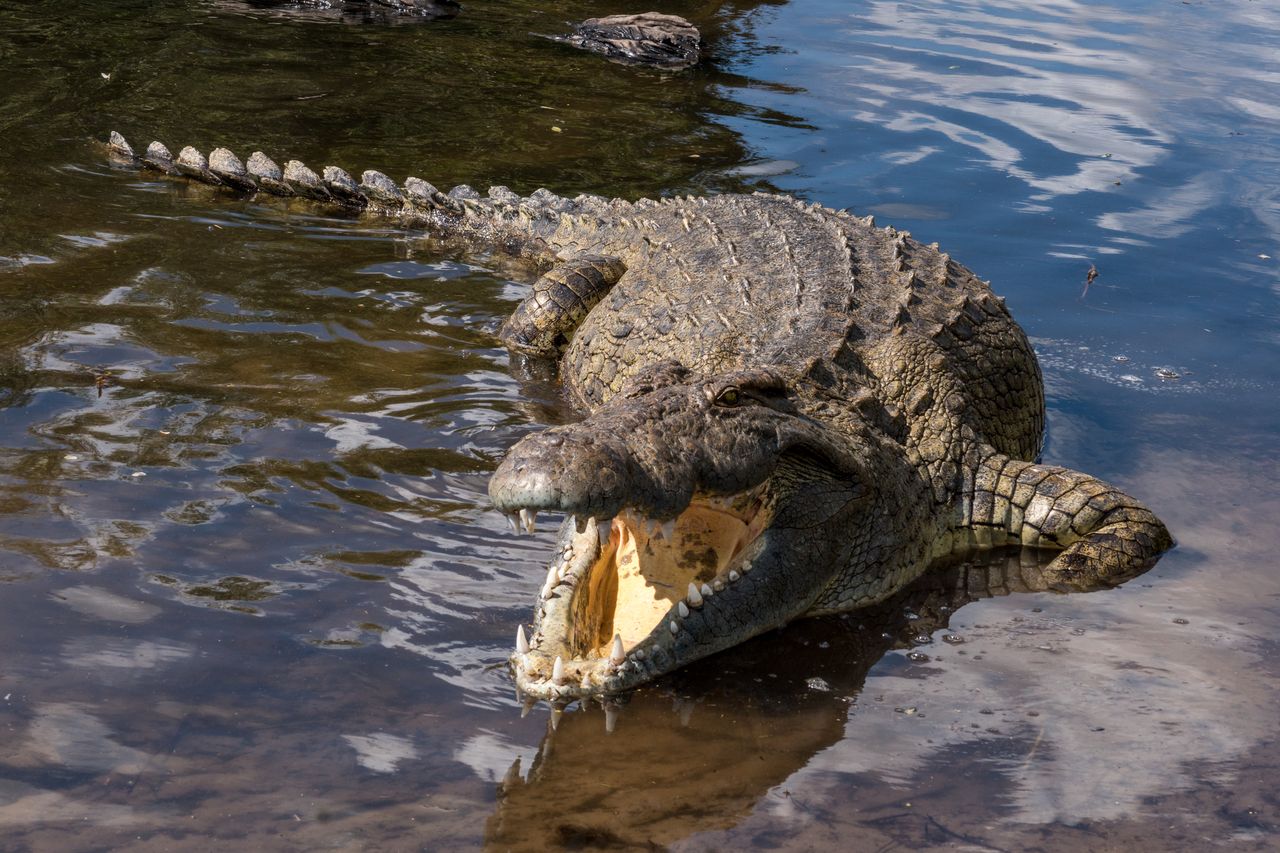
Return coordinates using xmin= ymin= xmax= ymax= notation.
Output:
xmin=106 ymin=131 xmax=1174 ymax=700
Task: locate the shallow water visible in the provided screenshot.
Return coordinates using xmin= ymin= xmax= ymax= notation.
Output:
xmin=0 ymin=0 xmax=1278 ymax=849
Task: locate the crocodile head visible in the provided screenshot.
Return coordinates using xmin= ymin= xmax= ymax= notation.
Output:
xmin=490 ymin=361 xmax=894 ymax=700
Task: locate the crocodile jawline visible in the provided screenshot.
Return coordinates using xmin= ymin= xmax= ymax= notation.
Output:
xmin=511 ymin=485 xmax=769 ymax=698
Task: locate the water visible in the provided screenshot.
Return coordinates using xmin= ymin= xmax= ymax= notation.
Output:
xmin=1 ymin=0 xmax=1278 ymax=848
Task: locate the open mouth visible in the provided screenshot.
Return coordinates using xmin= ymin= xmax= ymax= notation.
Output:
xmin=507 ymin=485 xmax=772 ymax=699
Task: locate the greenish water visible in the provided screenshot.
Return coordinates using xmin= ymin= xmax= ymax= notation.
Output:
xmin=1 ymin=0 xmax=1278 ymax=849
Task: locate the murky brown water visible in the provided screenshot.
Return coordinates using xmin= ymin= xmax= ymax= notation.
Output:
xmin=1 ymin=0 xmax=1278 ymax=849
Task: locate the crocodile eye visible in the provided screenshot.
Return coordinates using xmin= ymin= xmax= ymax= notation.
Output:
xmin=714 ymin=386 xmax=742 ymax=407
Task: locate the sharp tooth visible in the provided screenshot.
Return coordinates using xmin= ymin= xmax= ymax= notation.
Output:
xmin=605 ymin=706 xmax=618 ymax=733
xmin=712 ymin=580 xmax=725 ymax=592
xmin=521 ymin=698 xmax=536 ymax=718
xmin=506 ymin=512 xmax=521 ymax=534
xmin=648 ymin=519 xmax=662 ymax=539
xmin=687 ymin=583 xmax=703 ymax=608
xmin=516 ymin=624 xmax=529 ymax=654
xmin=677 ymin=601 xmax=690 ymax=618
xmin=550 ymin=707 xmax=562 ymax=730
xmin=520 ymin=508 xmax=537 ymax=533
xmin=541 ymin=563 xmax=558 ymax=599
xmin=552 ymin=656 xmax=565 ymax=684
xmin=728 ymin=570 xmax=741 ymax=582
xmin=700 ymin=583 xmax=714 ymax=598
xmin=580 ymin=673 xmax=592 ymax=691
xmin=598 ymin=517 xmax=614 ymax=543
xmin=669 ymin=619 xmax=679 ymax=635
xmin=610 ymin=634 xmax=625 ymax=666
xmin=661 ymin=519 xmax=676 ymax=540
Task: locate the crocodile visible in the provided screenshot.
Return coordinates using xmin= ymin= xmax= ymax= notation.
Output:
xmin=555 ymin=13 xmax=701 ymax=69
xmin=104 ymin=131 xmax=1174 ymax=703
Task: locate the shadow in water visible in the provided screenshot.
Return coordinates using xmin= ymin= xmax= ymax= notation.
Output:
xmin=485 ymin=545 xmax=1151 ymax=850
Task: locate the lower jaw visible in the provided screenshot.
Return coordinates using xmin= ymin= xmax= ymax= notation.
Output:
xmin=512 ymin=494 xmax=768 ymax=700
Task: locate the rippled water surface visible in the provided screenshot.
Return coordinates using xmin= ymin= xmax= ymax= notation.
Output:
xmin=1 ymin=0 xmax=1278 ymax=849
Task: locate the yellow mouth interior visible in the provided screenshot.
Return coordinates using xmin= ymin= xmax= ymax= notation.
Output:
xmin=571 ymin=496 xmax=767 ymax=659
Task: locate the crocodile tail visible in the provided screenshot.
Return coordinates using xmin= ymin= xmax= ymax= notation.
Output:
xmin=958 ymin=450 xmax=1174 ymax=590
xmin=104 ymin=131 xmax=588 ymax=244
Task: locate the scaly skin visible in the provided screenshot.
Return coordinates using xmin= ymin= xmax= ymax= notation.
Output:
xmin=104 ymin=131 xmax=1174 ymax=701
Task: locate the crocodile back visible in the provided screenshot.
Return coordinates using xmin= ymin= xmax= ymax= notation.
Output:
xmin=552 ymin=193 xmax=1044 ymax=461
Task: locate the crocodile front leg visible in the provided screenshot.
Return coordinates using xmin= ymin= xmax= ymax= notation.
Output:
xmin=499 ymin=255 xmax=626 ymax=356
xmin=957 ymin=451 xmax=1174 ymax=589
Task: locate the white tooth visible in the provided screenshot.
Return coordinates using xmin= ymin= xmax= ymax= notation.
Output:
xmin=713 ymin=580 xmax=725 ymax=592
xmin=507 ymin=512 xmax=521 ymax=534
xmin=520 ymin=508 xmax=537 ymax=533
xmin=687 ymin=583 xmax=703 ymax=607
xmin=610 ymin=634 xmax=625 ymax=665
xmin=580 ymin=673 xmax=592 ymax=690
xmin=541 ymin=563 xmax=558 ymax=599
xmin=516 ymin=624 xmax=529 ymax=654
xmin=669 ymin=619 xmax=679 ymax=635
xmin=661 ymin=519 xmax=676 ymax=540
xmin=605 ymin=706 xmax=618 ymax=733
xmin=521 ymin=698 xmax=535 ymax=718
xmin=700 ymin=583 xmax=714 ymax=598
xmin=729 ymin=570 xmax=741 ymax=582
xmin=550 ymin=707 xmax=562 ymax=730
xmin=677 ymin=601 xmax=690 ymax=618
xmin=552 ymin=656 xmax=565 ymax=684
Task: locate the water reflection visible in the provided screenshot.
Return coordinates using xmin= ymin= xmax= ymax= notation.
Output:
xmin=482 ymin=547 xmax=1158 ymax=849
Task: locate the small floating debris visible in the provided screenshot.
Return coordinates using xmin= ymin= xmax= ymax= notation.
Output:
xmin=1112 ymin=355 xmax=1130 ymax=363
xmin=1173 ymin=617 xmax=1190 ymax=625
xmin=806 ymin=677 xmax=832 ymax=692
xmin=906 ymin=651 xmax=930 ymax=662
xmin=1154 ymin=367 xmax=1181 ymax=381
xmin=942 ymin=633 xmax=965 ymax=645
